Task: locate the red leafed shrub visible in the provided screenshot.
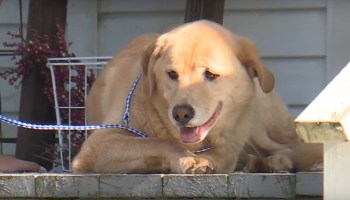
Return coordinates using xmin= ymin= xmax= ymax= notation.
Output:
xmin=1 ymin=24 xmax=73 ymax=87
xmin=0 ymin=23 xmax=95 ymax=169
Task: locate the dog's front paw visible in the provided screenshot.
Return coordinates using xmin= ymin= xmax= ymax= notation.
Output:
xmin=178 ymin=156 xmax=215 ymax=174
xmin=310 ymin=162 xmax=323 ymax=171
xmin=264 ymin=154 xmax=293 ymax=172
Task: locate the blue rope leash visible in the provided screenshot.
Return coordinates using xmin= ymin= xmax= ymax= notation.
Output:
xmin=0 ymin=113 xmax=210 ymax=154
xmin=0 ymin=74 xmax=147 ymax=138
xmin=0 ymin=114 xmax=148 ymax=138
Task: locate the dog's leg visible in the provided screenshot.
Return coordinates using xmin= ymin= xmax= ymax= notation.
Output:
xmin=244 ymin=143 xmax=323 ymax=172
xmin=72 ymin=132 xmax=214 ymax=174
xmin=195 ymin=147 xmax=242 ymax=173
xmin=291 ymin=142 xmax=323 ymax=171
xmin=263 ymin=152 xmax=294 ymax=172
xmin=237 ymin=151 xmax=293 ymax=172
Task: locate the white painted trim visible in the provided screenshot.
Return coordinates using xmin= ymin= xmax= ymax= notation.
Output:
xmin=225 ymin=0 xmax=326 ymax=10
xmin=98 ymin=0 xmax=186 ymax=13
xmin=324 ymin=141 xmax=350 ymax=199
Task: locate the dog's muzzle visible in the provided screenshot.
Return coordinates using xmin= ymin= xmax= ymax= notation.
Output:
xmin=172 ymin=102 xmax=222 ymax=143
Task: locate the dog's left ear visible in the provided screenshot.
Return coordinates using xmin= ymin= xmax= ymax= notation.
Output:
xmin=236 ymin=36 xmax=275 ymax=93
xmin=141 ymin=42 xmax=157 ymax=96
xmin=141 ymin=40 xmax=164 ymax=96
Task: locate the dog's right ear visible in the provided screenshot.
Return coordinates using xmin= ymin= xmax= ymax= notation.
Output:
xmin=141 ymin=42 xmax=162 ymax=96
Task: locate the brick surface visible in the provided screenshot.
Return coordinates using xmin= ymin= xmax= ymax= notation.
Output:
xmin=163 ymin=174 xmax=228 ymax=198
xmin=35 ymin=174 xmax=99 ymax=198
xmin=228 ymin=173 xmax=296 ymax=198
xmin=99 ymin=174 xmax=162 ymax=198
xmin=0 ymin=174 xmax=35 ymax=198
xmin=296 ymin=172 xmax=323 ymax=196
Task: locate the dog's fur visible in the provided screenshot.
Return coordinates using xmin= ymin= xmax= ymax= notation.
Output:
xmin=72 ymin=20 xmax=322 ymax=174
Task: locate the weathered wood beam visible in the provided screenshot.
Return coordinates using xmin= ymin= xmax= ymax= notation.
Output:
xmin=184 ymin=0 xmax=225 ymax=24
xmin=15 ymin=0 xmax=68 ymax=170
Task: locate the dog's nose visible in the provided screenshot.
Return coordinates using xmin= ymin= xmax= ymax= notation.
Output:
xmin=172 ymin=104 xmax=195 ymax=126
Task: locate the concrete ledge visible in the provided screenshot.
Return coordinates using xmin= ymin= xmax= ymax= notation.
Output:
xmin=0 ymin=174 xmax=35 ymax=198
xmin=100 ymin=174 xmax=162 ymax=198
xmin=35 ymin=174 xmax=100 ymax=198
xmin=0 ymin=172 xmax=323 ymax=199
xmin=296 ymin=172 xmax=323 ymax=196
xmin=163 ymin=174 xmax=228 ymax=198
xmin=229 ymin=173 xmax=295 ymax=198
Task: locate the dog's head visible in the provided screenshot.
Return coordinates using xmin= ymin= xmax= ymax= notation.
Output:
xmin=142 ymin=20 xmax=274 ymax=144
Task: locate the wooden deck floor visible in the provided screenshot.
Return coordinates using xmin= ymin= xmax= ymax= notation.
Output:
xmin=0 ymin=172 xmax=322 ymax=199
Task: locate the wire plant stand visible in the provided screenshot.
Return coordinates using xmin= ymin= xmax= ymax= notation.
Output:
xmin=47 ymin=56 xmax=111 ymax=172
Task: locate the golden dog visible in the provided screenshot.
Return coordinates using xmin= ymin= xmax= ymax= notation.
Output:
xmin=72 ymin=20 xmax=322 ymax=174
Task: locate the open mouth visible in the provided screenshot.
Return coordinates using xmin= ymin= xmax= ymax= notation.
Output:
xmin=179 ymin=102 xmax=222 ymax=143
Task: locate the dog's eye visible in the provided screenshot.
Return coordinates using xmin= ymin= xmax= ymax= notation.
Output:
xmin=204 ymin=70 xmax=219 ymax=81
xmin=167 ymin=70 xmax=178 ymax=81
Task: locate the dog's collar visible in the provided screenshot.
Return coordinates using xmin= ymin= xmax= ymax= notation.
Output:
xmin=122 ymin=74 xmax=213 ymax=154
xmin=192 ymin=146 xmax=213 ymax=154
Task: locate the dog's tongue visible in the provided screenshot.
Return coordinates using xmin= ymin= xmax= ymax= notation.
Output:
xmin=180 ymin=127 xmax=201 ymax=143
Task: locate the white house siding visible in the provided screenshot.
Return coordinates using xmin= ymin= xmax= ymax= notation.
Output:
xmin=98 ymin=4 xmax=186 ymax=56
xmin=1 ymin=0 xmax=350 ymax=154
xmin=0 ymin=0 xmax=29 ymax=154
xmin=224 ymin=0 xmax=328 ymax=115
